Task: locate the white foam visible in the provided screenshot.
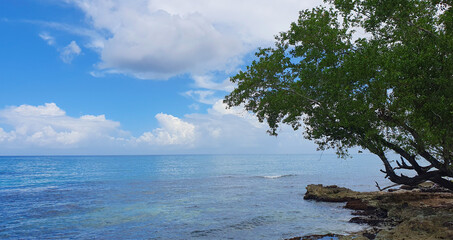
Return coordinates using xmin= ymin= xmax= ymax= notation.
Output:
xmin=262 ymin=174 xmax=297 ymax=179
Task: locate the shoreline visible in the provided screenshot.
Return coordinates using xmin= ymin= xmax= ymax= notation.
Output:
xmin=289 ymin=183 xmax=453 ymax=240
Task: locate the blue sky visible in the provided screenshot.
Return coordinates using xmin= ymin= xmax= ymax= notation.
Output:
xmin=0 ymin=0 xmax=325 ymax=155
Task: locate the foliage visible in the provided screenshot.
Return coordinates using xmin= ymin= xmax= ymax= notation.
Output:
xmin=224 ymin=0 xmax=453 ymax=189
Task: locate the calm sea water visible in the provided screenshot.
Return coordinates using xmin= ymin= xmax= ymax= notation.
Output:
xmin=0 ymin=154 xmax=391 ymax=239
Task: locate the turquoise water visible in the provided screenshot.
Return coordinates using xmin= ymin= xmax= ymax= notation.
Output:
xmin=0 ymin=154 xmax=390 ymax=239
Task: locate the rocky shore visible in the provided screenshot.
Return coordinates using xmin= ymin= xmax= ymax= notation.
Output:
xmin=290 ymin=183 xmax=453 ymax=240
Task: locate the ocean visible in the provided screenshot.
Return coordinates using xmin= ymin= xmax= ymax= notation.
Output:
xmin=0 ymin=154 xmax=391 ymax=239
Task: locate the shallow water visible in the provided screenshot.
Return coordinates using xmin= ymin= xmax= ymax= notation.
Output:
xmin=0 ymin=154 xmax=391 ymax=239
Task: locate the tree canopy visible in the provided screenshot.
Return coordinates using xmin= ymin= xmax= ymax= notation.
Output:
xmin=224 ymin=0 xmax=453 ymax=190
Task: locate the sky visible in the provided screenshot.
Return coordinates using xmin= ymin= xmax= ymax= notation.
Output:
xmin=0 ymin=0 xmax=326 ymax=155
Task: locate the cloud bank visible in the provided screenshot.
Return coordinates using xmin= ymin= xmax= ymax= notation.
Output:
xmin=0 ymin=103 xmax=317 ymax=155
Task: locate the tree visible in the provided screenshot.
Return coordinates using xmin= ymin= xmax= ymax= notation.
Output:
xmin=224 ymin=0 xmax=453 ymax=190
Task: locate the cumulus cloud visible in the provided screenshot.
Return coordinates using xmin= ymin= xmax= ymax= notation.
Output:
xmin=0 ymin=103 xmax=120 ymax=146
xmin=60 ymin=41 xmax=82 ymax=63
xmin=66 ymin=0 xmax=322 ymax=79
xmin=0 ymin=128 xmax=5 ymax=142
xmin=0 ymin=103 xmax=198 ymax=149
xmin=11 ymin=102 xmax=66 ymax=117
xmin=0 ymin=128 xmax=15 ymax=142
xmin=0 ymin=103 xmax=318 ymax=154
xmin=138 ymin=113 xmax=195 ymax=145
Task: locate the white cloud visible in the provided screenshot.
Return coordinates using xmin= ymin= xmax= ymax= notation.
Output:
xmin=71 ymin=0 xmax=242 ymax=78
xmin=184 ymin=90 xmax=218 ymax=105
xmin=0 ymin=128 xmax=15 ymax=142
xmin=66 ymin=0 xmax=322 ymax=79
xmin=138 ymin=113 xmax=195 ymax=145
xmin=208 ymin=99 xmax=263 ymax=122
xmin=0 ymin=128 xmax=5 ymax=142
xmin=207 ymin=100 xmax=262 ymax=128
xmin=0 ymin=103 xmax=198 ymax=150
xmin=60 ymin=41 xmax=81 ymax=63
xmin=12 ymin=103 xmax=65 ymax=117
xmin=27 ymin=126 xmax=83 ymax=145
xmin=0 ymin=103 xmax=120 ymax=146
xmin=0 ymin=103 xmax=319 ymax=154
xmin=39 ymin=32 xmax=56 ymax=45
xmin=30 ymin=20 xmax=105 ymax=50
xmin=188 ymin=103 xmax=200 ymax=111
xmin=192 ymin=75 xmax=235 ymax=92
xmin=184 ymin=100 xmax=317 ymax=154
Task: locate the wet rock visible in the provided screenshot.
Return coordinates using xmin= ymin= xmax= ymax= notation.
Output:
xmin=443 ymin=221 xmax=453 ymax=229
xmin=302 ymin=184 xmax=453 ymax=240
xmin=349 ymin=216 xmax=385 ymax=226
xmin=286 ymin=234 xmax=338 ymax=240
xmin=376 ymin=215 xmax=453 ymax=240
xmin=361 ymin=231 xmax=376 ymax=240
xmin=303 ymin=184 xmax=362 ymax=202
xmin=344 ymin=199 xmax=368 ymax=210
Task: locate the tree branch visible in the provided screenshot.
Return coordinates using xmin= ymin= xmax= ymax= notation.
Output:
xmin=377 ymin=110 xmax=445 ymax=173
xmin=375 ymin=181 xmax=401 ymax=191
xmin=286 ymin=88 xmax=323 ymax=106
xmin=378 ymin=137 xmax=427 ymax=174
